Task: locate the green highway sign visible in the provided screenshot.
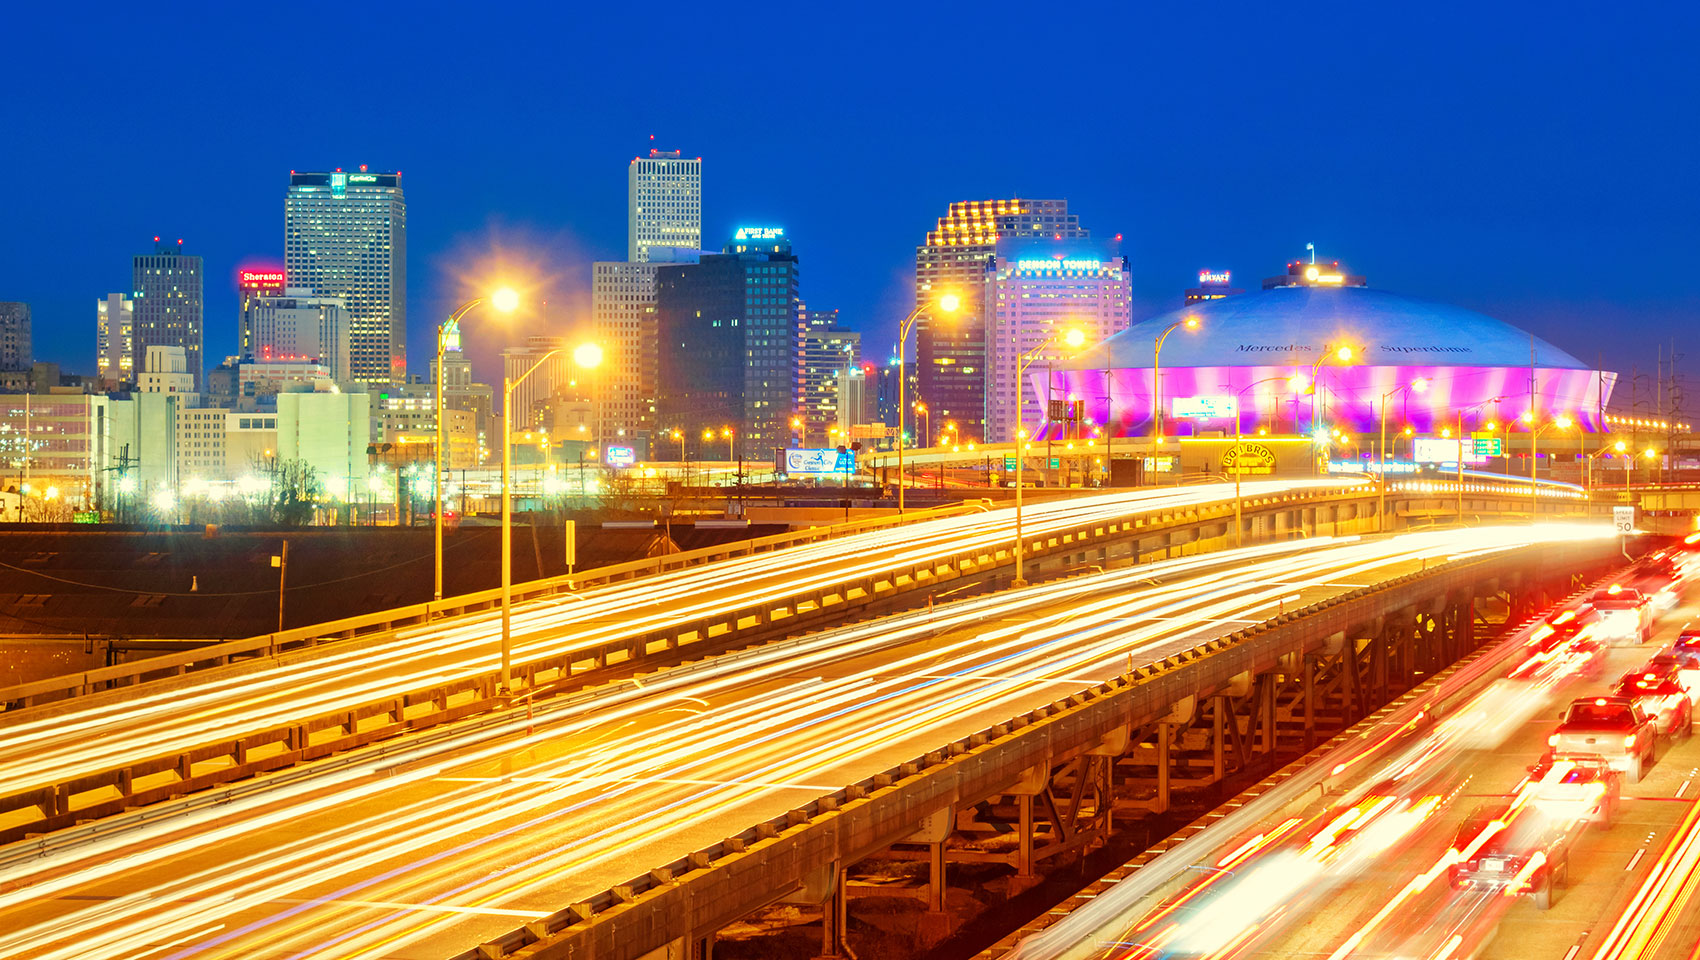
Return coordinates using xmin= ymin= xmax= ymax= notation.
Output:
xmin=1048 ymin=458 xmax=1061 ymax=469
xmin=1471 ymin=436 xmax=1503 ymax=456
xmin=1004 ymin=456 xmax=1018 ymax=471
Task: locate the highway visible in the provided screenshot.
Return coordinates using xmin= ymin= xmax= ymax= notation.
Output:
xmin=999 ymin=541 xmax=1700 ymax=960
xmin=0 ymin=523 xmax=1611 ymax=960
xmin=0 ymin=479 xmax=1360 ymax=821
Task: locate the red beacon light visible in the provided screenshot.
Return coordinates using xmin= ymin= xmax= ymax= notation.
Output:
xmin=1595 ymin=698 xmax=1609 ymax=706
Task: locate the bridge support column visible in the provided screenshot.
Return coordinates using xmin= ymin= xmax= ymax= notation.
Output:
xmin=816 ymin=859 xmax=850 ymax=960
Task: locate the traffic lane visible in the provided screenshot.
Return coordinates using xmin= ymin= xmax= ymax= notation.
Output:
xmin=1238 ymin=595 xmax=1700 ymax=960
xmin=0 ymin=482 xmax=1305 ymax=796
xmin=0 ymin=536 xmax=1426 ymax=958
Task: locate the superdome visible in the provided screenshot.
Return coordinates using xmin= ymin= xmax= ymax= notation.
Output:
xmin=1046 ymin=284 xmax=1615 ymax=439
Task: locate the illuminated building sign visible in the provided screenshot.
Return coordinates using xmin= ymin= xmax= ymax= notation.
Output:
xmin=605 ymin=445 xmax=636 ymax=468
xmin=784 ymin=448 xmax=856 ymax=475
xmin=1304 ymin=265 xmax=1345 ymax=284
xmin=733 ymin=226 xmax=784 ymax=240
xmin=348 ymin=174 xmax=378 ymax=183
xmin=238 ymin=269 xmax=286 ymax=290
xmin=1016 ymin=258 xmax=1103 ymax=273
xmin=1171 ymin=395 xmax=1237 ymax=419
xmin=1198 ymin=270 xmax=1232 ymax=284
xmin=1329 ymin=459 xmax=1419 ymax=475
xmin=1221 ymin=442 xmax=1277 ymax=475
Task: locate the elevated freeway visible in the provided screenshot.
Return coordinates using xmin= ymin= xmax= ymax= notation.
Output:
xmin=0 ymin=523 xmax=1618 ymax=960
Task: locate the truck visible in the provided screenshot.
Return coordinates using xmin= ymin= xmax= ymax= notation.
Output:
xmin=1591 ymin=587 xmax=1652 ymax=645
xmin=1548 ymin=696 xmax=1657 ymax=783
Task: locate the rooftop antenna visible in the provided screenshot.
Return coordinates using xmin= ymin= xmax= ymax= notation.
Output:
xmin=1306 ymin=242 xmax=1316 ymax=265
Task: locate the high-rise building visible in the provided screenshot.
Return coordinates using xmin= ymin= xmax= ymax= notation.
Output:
xmin=284 ymin=168 xmax=407 ymax=385
xmin=916 ymin=199 xmax=1089 ymax=442
xmin=983 ymin=239 xmax=1132 ymax=442
xmin=132 ymin=238 xmax=204 ymax=390
xmin=1185 ymin=269 xmax=1244 ymax=305
xmin=628 ymin=148 xmax=702 ymax=262
xmin=592 ymin=259 xmax=665 ymax=453
xmin=0 ymin=302 xmax=30 ymax=372
xmin=96 ymin=294 xmax=135 ymax=385
xmin=241 ymin=286 xmax=351 ymax=382
xmin=431 ymin=348 xmax=495 ymax=459
xmin=655 ymin=228 xmax=802 ymax=458
xmin=501 ymin=336 xmax=570 ymax=431
xmin=800 ymin=309 xmax=860 ymax=447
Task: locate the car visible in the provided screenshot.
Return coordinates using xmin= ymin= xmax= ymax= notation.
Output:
xmin=1592 ymin=587 xmax=1654 ymax=644
xmin=1525 ymin=755 xmax=1622 ymax=829
xmin=1675 ymin=628 xmax=1700 ymax=657
xmin=1651 ymin=649 xmax=1700 ymax=707
xmin=1612 ymin=669 xmax=1694 ymax=741
xmin=1549 ymin=696 xmax=1657 ymax=783
xmin=1448 ymin=802 xmax=1572 ymax=909
xmin=1513 ymin=608 xmax=1606 ymax=681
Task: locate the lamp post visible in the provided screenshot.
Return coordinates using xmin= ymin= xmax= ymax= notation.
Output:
xmin=915 ymin=402 xmax=930 ymax=451
xmin=1150 ymin=316 xmax=1200 ymax=479
xmin=1013 ymin=327 xmax=1087 ymax=586
xmin=1377 ymin=378 xmax=1430 ymax=532
xmin=1523 ymin=411 xmax=1574 ymax=520
xmin=571 ymin=342 xmax=604 ymax=461
xmin=1230 ymin=374 xmax=1307 ymax=547
xmin=671 ymin=428 xmax=685 ymax=462
xmin=895 ymin=293 xmax=961 ymax=512
xmin=498 ymin=343 xmax=576 ymax=695
xmin=1450 ymin=397 xmax=1506 ymax=521
xmin=434 ymin=288 xmax=519 ymax=606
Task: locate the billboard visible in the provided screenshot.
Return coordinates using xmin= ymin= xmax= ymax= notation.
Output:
xmin=1412 ymin=438 xmax=1487 ymax=465
xmin=785 ymin=448 xmax=855 ymax=475
xmin=1171 ymin=395 xmax=1237 ymax=419
xmin=605 ymin=445 xmax=636 ymax=468
xmin=238 ymin=268 xmax=286 ymax=291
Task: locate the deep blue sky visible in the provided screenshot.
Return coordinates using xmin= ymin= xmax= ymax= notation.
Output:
xmin=6 ymin=3 xmax=1698 ymax=395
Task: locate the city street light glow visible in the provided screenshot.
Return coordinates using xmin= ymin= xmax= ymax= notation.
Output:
xmin=938 ymin=293 xmax=961 ymax=313
xmin=490 ymin=287 xmax=520 ymax=313
xmin=573 ymin=342 xmax=604 ymax=368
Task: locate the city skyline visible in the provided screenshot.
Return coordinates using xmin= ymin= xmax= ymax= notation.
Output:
xmin=6 ymin=6 xmax=1698 ymax=393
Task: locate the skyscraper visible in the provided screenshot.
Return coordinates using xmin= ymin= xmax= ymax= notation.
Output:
xmin=501 ymin=336 xmax=570 ymax=431
xmin=800 ymin=309 xmax=860 ymax=446
xmin=0 ymin=302 xmax=31 ymax=372
xmin=284 ymin=168 xmax=407 ymax=386
xmin=96 ymin=294 xmax=134 ymax=385
xmin=132 ymin=238 xmax=204 ymax=390
xmin=592 ymin=259 xmax=661 ymax=453
xmin=628 ymin=148 xmax=701 ymax=262
xmin=915 ymin=199 xmax=1089 ymax=443
xmin=655 ymin=228 xmax=802 ymax=458
xmin=984 ymin=239 xmax=1132 ymax=442
xmin=242 ymin=288 xmax=351 ymax=381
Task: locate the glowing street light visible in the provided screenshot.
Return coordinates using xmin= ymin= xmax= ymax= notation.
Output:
xmin=1011 ymin=328 xmax=1087 ymax=586
xmin=894 ymin=292 xmax=961 ymax=511
xmin=435 ymin=287 xmax=520 ymax=606
xmin=1377 ymin=377 xmax=1430 ymax=532
xmin=1151 ymin=316 xmax=1202 ymax=471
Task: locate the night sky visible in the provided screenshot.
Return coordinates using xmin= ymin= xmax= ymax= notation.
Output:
xmin=6 ymin=4 xmax=1697 ymax=391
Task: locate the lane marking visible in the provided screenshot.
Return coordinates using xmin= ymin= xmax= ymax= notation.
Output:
xmin=1626 ymin=848 xmax=1646 ymax=871
xmin=1678 ymin=779 xmax=1692 ymax=799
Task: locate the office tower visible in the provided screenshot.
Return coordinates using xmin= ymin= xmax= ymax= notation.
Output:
xmin=501 ymin=336 xmax=570 ymax=431
xmin=1185 ymin=269 xmax=1244 ymax=305
xmin=236 ymin=267 xmax=286 ymax=359
xmin=241 ymin=286 xmax=351 ymax=382
xmin=132 ymin=238 xmax=204 ymax=390
xmin=96 ymin=295 xmax=135 ymax=386
xmin=800 ymin=309 xmax=860 ymax=446
xmin=431 ymin=348 xmax=494 ymax=458
xmin=983 ymin=239 xmax=1132 ymax=442
xmin=629 ymin=148 xmax=702 ymax=262
xmin=284 ymin=168 xmax=407 ymax=385
xmin=916 ymin=199 xmax=1089 ymax=443
xmin=655 ymin=228 xmax=802 ymax=458
xmin=592 ymin=259 xmax=663 ymax=453
xmin=0 ymin=302 xmax=29 ymax=372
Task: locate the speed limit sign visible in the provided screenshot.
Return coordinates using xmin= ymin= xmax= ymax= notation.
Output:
xmin=1613 ymin=505 xmax=1635 ymax=533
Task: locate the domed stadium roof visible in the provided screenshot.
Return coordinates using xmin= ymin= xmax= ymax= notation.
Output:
xmin=1070 ymin=285 xmax=1588 ymax=371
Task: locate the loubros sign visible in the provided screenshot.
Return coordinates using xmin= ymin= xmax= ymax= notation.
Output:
xmin=1221 ymin=442 xmax=1277 ymax=475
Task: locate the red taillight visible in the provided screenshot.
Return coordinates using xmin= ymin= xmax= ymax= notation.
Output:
xmin=1549 ymin=734 xmax=1561 ymax=746
xmin=1625 ymin=734 xmax=1637 ymax=749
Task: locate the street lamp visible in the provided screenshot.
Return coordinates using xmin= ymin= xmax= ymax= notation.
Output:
xmin=915 ymin=402 xmax=930 ymax=450
xmin=499 ymin=343 xmax=563 ymax=694
xmin=1524 ymin=411 xmax=1574 ymax=519
xmin=435 ymin=288 xmax=519 ymax=606
xmin=1452 ymin=396 xmax=1507 ymax=520
xmin=1377 ymin=378 xmax=1430 ymax=532
xmin=1229 ymin=374 xmax=1307 ymax=547
xmin=1150 ymin=316 xmax=1201 ymax=475
xmin=896 ymin=292 xmax=961 ymax=512
xmin=721 ymin=426 xmax=734 ymax=461
xmin=670 ymin=428 xmax=685 ymax=462
xmin=1012 ymin=327 xmax=1087 ymax=586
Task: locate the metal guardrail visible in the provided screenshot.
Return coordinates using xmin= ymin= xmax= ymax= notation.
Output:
xmin=448 ymin=538 xmax=1621 ymax=960
xmin=0 ymin=499 xmax=992 ymax=710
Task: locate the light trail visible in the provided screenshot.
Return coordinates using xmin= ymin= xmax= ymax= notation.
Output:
xmin=0 ymin=522 xmax=1608 ymax=959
